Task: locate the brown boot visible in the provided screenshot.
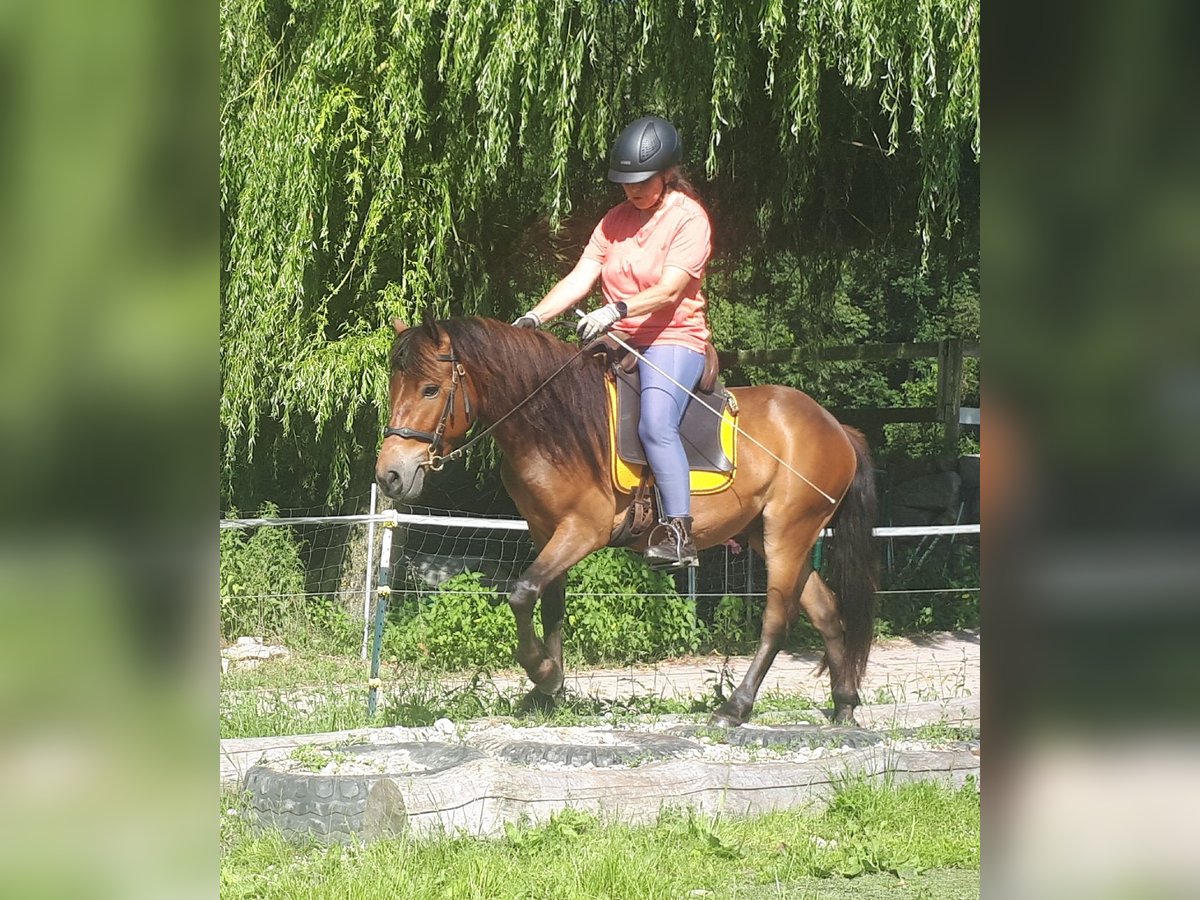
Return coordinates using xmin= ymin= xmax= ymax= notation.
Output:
xmin=644 ymin=516 xmax=698 ymax=570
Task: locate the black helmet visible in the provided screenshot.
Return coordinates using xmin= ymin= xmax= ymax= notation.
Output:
xmin=607 ymin=115 xmax=682 ymax=183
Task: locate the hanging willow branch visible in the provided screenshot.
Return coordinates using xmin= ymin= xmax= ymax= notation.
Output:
xmin=220 ymin=0 xmax=979 ymax=502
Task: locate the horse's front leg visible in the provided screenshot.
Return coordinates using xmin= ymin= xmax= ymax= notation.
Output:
xmin=508 ymin=530 xmax=598 ymax=695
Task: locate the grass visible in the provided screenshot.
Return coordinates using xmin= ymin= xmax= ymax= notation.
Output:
xmin=220 ymin=652 xmax=369 ymax=692
xmin=221 ymin=778 xmax=979 ymax=899
xmin=221 ymin=669 xmax=715 ymax=739
xmin=221 ymin=648 xmax=747 ymax=739
xmin=908 ymin=723 xmax=979 ymax=744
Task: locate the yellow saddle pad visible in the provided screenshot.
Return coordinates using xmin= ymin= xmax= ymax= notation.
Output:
xmin=605 ymin=375 xmax=738 ymax=496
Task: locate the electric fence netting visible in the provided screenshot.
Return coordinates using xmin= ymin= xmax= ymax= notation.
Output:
xmin=220 ymin=483 xmax=979 ymax=739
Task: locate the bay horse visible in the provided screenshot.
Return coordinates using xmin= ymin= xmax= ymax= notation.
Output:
xmin=375 ymin=317 xmax=878 ymax=726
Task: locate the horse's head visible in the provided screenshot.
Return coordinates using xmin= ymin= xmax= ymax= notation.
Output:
xmin=374 ymin=319 xmax=476 ymax=501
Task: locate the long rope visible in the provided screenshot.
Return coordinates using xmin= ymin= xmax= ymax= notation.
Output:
xmin=582 ymin=316 xmax=839 ymax=506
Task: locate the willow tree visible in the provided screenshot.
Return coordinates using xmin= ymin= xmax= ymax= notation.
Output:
xmin=220 ymin=0 xmax=979 ymax=506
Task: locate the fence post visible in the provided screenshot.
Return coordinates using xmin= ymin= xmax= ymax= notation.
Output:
xmin=366 ymin=519 xmax=394 ymax=718
xmin=360 ymin=483 xmax=378 ymax=660
xmin=745 ymin=550 xmax=753 ymax=602
xmin=936 ymin=338 xmax=964 ymax=453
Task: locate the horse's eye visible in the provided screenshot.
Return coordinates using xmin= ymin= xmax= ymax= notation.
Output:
xmin=422 ymin=384 xmax=440 ymax=398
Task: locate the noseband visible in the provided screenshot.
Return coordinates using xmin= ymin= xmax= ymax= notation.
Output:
xmin=382 ymin=351 xmax=472 ymax=471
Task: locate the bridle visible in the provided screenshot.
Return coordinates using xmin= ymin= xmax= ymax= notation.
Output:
xmin=381 ymin=329 xmax=596 ymax=472
xmin=382 ymin=351 xmax=472 ymax=472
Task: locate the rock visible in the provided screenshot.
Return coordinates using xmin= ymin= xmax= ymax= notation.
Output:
xmin=890 ymin=472 xmax=963 ymax=511
xmin=932 ymin=507 xmax=962 ymax=526
xmin=222 ymin=637 xmax=290 ymax=666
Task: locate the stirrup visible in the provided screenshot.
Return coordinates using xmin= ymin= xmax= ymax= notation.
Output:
xmin=647 ymin=553 xmax=698 ymax=571
xmin=644 ymin=519 xmax=698 ymax=570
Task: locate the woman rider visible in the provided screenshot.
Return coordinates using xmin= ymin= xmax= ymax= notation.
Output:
xmin=513 ymin=115 xmax=712 ymax=570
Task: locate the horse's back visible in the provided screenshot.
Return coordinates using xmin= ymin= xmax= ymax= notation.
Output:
xmin=728 ymin=383 xmax=848 ymax=440
xmin=722 ymin=383 xmax=857 ymax=504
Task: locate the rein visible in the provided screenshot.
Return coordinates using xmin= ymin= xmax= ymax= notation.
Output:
xmin=384 ymin=334 xmax=594 ymax=471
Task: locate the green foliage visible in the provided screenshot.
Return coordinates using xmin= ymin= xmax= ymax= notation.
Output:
xmin=877 ymin=541 xmax=980 ymax=634
xmin=565 ymin=549 xmax=701 ymax=664
xmin=383 ymin=572 xmax=514 ymax=670
xmin=219 ymin=504 xmax=307 ymax=639
xmin=377 ymin=550 xmax=701 ymax=671
xmin=220 ymin=688 xmax=370 ymax=739
xmin=219 ymin=503 xmax=360 ymax=651
xmin=812 ymin=779 xmax=980 ymax=877
xmin=220 ymin=0 xmax=980 ymax=506
xmin=287 ymin=744 xmax=342 ymax=772
xmin=711 ymin=248 xmax=979 ymax=462
xmin=708 ymin=594 xmax=762 ymax=654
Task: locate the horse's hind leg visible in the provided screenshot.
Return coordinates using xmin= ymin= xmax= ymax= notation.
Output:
xmin=710 ymin=535 xmax=807 ymax=728
xmin=798 ymin=569 xmax=861 ymax=724
xmin=538 ymin=574 xmax=566 ymax=690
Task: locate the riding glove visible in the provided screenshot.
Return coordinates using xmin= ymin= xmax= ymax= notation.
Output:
xmin=576 ymin=305 xmax=624 ymax=342
xmin=511 ymin=311 xmax=542 ymax=329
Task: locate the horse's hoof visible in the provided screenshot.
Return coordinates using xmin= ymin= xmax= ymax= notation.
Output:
xmin=531 ymin=659 xmax=564 ymax=695
xmin=519 ymin=688 xmax=559 ymax=715
xmin=708 ymin=707 xmax=745 ymax=729
xmin=830 ymin=706 xmax=860 ymax=726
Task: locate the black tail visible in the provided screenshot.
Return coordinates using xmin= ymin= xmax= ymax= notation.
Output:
xmin=821 ymin=427 xmax=879 ymax=685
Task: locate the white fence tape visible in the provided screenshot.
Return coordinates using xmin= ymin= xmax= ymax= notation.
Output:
xmin=221 ymin=510 xmax=979 ymax=539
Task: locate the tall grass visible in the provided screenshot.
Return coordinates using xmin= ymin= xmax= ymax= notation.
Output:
xmin=221 ymin=779 xmax=979 ymax=898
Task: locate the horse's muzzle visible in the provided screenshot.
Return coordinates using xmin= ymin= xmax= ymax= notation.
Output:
xmin=375 ymin=459 xmax=426 ymax=502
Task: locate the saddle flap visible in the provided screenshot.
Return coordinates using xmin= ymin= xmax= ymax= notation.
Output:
xmin=613 ymin=366 xmax=734 ymax=474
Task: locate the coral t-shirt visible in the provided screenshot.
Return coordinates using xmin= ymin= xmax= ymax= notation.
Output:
xmin=581 ymin=190 xmax=711 ymax=353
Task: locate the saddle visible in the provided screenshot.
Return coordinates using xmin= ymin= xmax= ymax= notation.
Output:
xmin=594 ymin=333 xmax=739 ymax=546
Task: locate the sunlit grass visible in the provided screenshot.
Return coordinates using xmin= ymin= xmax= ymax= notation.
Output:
xmin=221 ymin=778 xmax=979 ymax=898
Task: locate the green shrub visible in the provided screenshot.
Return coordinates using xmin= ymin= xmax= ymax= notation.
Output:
xmin=219 ymin=503 xmax=307 ymax=640
xmin=380 ymin=550 xmax=703 ymax=671
xmin=383 ymin=572 xmax=514 ymax=670
xmin=877 ymin=540 xmax=980 ymax=633
xmin=287 ymin=595 xmax=360 ymax=654
xmin=565 ymin=548 xmax=702 ymax=664
xmin=220 ymin=503 xmax=362 ymax=650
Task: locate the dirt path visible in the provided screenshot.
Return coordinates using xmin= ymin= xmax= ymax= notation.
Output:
xmin=513 ymin=630 xmax=979 ymax=708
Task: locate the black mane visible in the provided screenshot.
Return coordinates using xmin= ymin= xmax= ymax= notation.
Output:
xmin=390 ymin=317 xmax=609 ymax=482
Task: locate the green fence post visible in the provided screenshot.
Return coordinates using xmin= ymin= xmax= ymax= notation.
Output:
xmin=367 ymin=519 xmax=395 ymax=718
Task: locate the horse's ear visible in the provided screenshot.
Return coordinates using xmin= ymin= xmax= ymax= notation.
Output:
xmin=392 ymin=318 xmax=408 ymax=335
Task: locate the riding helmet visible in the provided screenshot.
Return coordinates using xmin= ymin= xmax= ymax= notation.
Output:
xmin=607 ymin=115 xmax=682 ymax=183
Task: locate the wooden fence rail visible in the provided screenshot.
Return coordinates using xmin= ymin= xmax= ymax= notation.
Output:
xmin=717 ymin=339 xmax=979 ymax=452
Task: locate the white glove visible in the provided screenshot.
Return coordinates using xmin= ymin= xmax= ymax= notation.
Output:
xmin=576 ymin=305 xmax=623 ymax=342
xmin=511 ymin=311 xmax=542 ymax=329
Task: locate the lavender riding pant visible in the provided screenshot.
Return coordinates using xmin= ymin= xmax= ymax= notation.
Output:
xmin=636 ymin=344 xmax=705 ymax=518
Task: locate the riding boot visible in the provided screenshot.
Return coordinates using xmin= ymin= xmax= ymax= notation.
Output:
xmin=644 ymin=516 xmax=698 ymax=570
